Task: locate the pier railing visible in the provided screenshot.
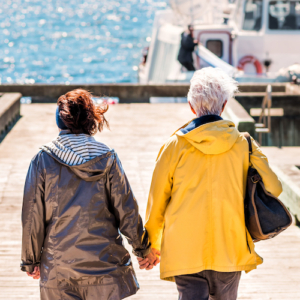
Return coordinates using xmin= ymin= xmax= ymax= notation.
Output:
xmin=0 ymin=82 xmax=287 ymax=103
xmin=0 ymin=93 xmax=22 ymax=141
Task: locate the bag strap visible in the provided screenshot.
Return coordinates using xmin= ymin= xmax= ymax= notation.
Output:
xmin=242 ymin=132 xmax=252 ymax=163
xmin=241 ymin=132 xmax=253 ymax=253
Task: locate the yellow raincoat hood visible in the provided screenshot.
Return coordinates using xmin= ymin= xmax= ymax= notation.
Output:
xmin=176 ymin=120 xmax=239 ymax=155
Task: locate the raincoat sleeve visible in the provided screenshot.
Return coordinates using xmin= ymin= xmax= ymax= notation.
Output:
xmin=109 ymin=154 xmax=151 ymax=258
xmin=21 ymin=152 xmax=45 ymax=273
xmin=144 ymin=137 xmax=178 ymax=251
xmin=249 ymin=137 xmax=283 ymax=197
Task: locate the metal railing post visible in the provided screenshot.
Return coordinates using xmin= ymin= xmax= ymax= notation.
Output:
xmin=255 ymin=84 xmax=272 ymax=145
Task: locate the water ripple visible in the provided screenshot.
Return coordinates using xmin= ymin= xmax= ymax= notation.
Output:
xmin=0 ymin=0 xmax=167 ymax=84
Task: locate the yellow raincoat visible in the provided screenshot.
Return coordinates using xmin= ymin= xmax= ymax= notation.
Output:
xmin=145 ymin=117 xmax=282 ymax=282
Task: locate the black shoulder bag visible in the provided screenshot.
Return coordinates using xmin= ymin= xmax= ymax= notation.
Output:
xmin=243 ymin=132 xmax=292 ymax=243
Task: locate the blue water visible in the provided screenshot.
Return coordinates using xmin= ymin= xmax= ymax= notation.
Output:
xmin=0 ymin=0 xmax=167 ymax=84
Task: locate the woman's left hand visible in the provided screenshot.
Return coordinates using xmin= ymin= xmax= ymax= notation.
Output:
xmin=26 ymin=266 xmax=40 ymax=279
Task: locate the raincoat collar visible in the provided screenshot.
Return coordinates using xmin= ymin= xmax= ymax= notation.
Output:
xmin=59 ymin=129 xmax=86 ymax=135
xmin=180 ymin=115 xmax=223 ymax=134
xmin=59 ymin=129 xmax=71 ymax=135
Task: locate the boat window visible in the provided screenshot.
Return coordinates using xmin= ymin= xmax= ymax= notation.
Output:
xmin=242 ymin=0 xmax=263 ymax=31
xmin=206 ymin=40 xmax=223 ymax=58
xmin=269 ymin=1 xmax=300 ymax=30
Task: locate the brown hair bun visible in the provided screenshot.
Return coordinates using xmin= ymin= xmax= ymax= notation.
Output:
xmin=57 ymin=89 xmax=109 ymax=135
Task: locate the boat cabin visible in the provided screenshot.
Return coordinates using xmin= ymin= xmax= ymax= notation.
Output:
xmin=139 ymin=0 xmax=300 ymax=83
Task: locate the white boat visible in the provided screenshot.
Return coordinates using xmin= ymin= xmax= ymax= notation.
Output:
xmin=139 ymin=0 xmax=300 ymax=83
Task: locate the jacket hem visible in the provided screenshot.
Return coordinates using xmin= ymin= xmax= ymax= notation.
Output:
xmin=40 ymin=270 xmax=139 ymax=300
xmin=40 ymin=285 xmax=138 ymax=300
xmin=160 ymin=263 xmax=261 ymax=282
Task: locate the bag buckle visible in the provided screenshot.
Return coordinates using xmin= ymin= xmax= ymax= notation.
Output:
xmin=251 ymin=174 xmax=261 ymax=183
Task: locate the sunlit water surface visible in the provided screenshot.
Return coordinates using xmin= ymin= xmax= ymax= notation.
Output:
xmin=0 ymin=0 xmax=167 ymax=84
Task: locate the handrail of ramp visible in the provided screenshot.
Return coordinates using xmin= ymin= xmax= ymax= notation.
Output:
xmin=0 ymin=93 xmax=22 ymax=141
xmin=195 ymin=45 xmax=239 ymax=76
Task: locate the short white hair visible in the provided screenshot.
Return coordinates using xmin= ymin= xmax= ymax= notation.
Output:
xmin=187 ymin=67 xmax=238 ymax=117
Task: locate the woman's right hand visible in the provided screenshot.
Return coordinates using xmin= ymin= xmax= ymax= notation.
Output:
xmin=26 ymin=266 xmax=40 ymax=279
xmin=137 ymin=248 xmax=160 ymax=270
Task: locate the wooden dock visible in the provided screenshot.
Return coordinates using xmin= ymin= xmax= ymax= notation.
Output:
xmin=0 ymin=103 xmax=300 ymax=299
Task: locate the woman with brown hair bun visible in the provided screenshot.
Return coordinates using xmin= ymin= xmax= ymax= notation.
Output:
xmin=20 ymin=89 xmax=152 ymax=300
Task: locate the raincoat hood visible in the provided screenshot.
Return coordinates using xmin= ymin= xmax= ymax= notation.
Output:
xmin=175 ymin=115 xmax=239 ymax=155
xmin=40 ymin=146 xmax=115 ymax=182
xmin=40 ymin=130 xmax=112 ymax=181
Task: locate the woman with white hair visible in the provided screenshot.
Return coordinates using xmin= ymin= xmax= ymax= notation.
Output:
xmin=140 ymin=67 xmax=282 ymax=299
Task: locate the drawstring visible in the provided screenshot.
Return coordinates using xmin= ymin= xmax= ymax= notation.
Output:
xmin=245 ymin=227 xmax=251 ymax=254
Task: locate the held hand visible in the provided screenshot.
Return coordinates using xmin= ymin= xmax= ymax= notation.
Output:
xmin=26 ymin=266 xmax=40 ymax=280
xmin=137 ymin=248 xmax=160 ymax=270
xmin=146 ymin=248 xmax=160 ymax=266
xmin=137 ymin=257 xmax=152 ymax=270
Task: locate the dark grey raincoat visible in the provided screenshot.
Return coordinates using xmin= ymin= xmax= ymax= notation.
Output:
xmin=21 ymin=149 xmax=150 ymax=300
